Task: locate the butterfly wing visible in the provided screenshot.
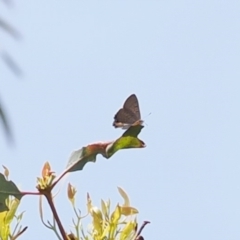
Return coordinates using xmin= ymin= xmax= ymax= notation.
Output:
xmin=123 ymin=94 xmax=141 ymax=120
xmin=113 ymin=94 xmax=143 ymax=129
xmin=113 ymin=108 xmax=137 ymax=128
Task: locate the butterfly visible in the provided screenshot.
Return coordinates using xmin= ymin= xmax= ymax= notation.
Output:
xmin=113 ymin=94 xmax=143 ymax=129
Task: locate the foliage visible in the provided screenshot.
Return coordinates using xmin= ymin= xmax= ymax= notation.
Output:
xmin=0 ymin=169 xmax=27 ymax=240
xmin=0 ymin=126 xmax=150 ymax=239
xmin=0 ymin=3 xmax=149 ymax=239
xmin=0 ymin=0 xmax=22 ymax=144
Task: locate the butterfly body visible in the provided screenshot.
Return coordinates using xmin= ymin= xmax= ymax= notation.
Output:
xmin=113 ymin=94 xmax=143 ymax=129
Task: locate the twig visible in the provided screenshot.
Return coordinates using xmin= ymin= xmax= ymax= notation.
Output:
xmin=11 ymin=226 xmax=28 ymax=240
xmin=21 ymin=191 xmax=41 ymax=196
xmin=51 ymin=169 xmax=68 ymax=189
xmin=44 ymin=192 xmax=68 ymax=240
xmin=135 ymin=221 xmax=150 ymax=239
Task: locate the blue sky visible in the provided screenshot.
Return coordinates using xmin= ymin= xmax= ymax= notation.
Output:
xmin=1 ymin=1 xmax=240 ymax=239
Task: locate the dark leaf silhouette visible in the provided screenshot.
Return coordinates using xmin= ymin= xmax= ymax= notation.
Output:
xmin=0 ymin=2 xmax=22 ymax=142
xmin=0 ymin=101 xmax=13 ymax=143
xmin=0 ymin=16 xmax=20 ymax=39
xmin=0 ymin=173 xmax=23 ymax=212
xmin=1 ymin=51 xmax=22 ymax=76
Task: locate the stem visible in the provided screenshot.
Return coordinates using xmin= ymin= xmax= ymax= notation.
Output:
xmin=136 ymin=221 xmax=150 ymax=239
xmin=11 ymin=226 xmax=28 ymax=240
xmin=51 ymin=169 xmax=68 ymax=189
xmin=44 ymin=192 xmax=68 ymax=240
xmin=21 ymin=191 xmax=41 ymax=196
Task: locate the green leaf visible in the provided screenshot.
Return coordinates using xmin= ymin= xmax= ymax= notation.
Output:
xmin=66 ymin=125 xmax=145 ymax=173
xmin=110 ymin=204 xmax=121 ymax=225
xmin=4 ymin=198 xmax=20 ymax=224
xmin=0 ymin=173 xmax=23 ymax=212
xmin=120 ymin=221 xmax=137 ymax=240
xmin=122 ymin=124 xmax=144 ymax=138
xmin=0 ymin=217 xmax=10 ymax=240
xmin=106 ymin=125 xmax=145 ymax=158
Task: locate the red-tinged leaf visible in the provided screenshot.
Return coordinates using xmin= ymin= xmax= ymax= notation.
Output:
xmin=67 ymin=183 xmax=76 ymax=205
xmin=42 ymin=162 xmax=51 ymax=178
xmin=65 ymin=125 xmax=145 ymax=173
xmin=66 ymin=142 xmax=110 ymax=173
xmin=0 ymin=173 xmax=23 ymax=212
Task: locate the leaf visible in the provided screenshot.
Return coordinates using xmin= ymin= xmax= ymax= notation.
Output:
xmin=106 ymin=125 xmax=145 ymax=158
xmin=101 ymin=200 xmax=108 ymax=218
xmin=42 ymin=162 xmax=51 ymax=178
xmin=0 ymin=197 xmax=21 ymax=240
xmin=120 ymin=221 xmax=137 ymax=240
xmin=122 ymin=124 xmax=144 ymax=138
xmin=67 ymin=183 xmax=76 ymax=205
xmin=4 ymin=198 xmax=20 ymax=224
xmin=66 ymin=142 xmax=109 ymax=173
xmin=118 ymin=187 xmax=130 ymax=207
xmin=121 ymin=206 xmax=138 ymax=216
xmin=2 ymin=166 xmax=9 ymax=179
xmin=0 ymin=173 xmax=23 ymax=212
xmin=0 ymin=101 xmax=13 ymax=144
xmin=87 ymin=193 xmax=93 ymax=214
xmin=65 ymin=125 xmax=145 ymax=173
xmin=91 ymin=207 xmax=103 ymax=235
xmin=0 ymin=215 xmax=10 ymax=240
xmin=67 ymin=233 xmax=77 ymax=240
xmin=118 ymin=187 xmax=138 ymax=216
xmin=2 ymin=0 xmax=13 ymax=6
xmin=1 ymin=52 xmax=22 ymax=76
xmin=0 ymin=17 xmax=20 ymax=39
xmin=110 ymin=205 xmax=121 ymax=225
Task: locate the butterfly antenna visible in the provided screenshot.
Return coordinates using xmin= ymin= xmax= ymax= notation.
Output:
xmin=143 ymin=112 xmax=151 ymax=127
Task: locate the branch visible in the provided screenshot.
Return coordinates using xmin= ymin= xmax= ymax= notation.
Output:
xmin=44 ymin=192 xmax=68 ymax=240
xmin=11 ymin=226 xmax=28 ymax=240
xmin=135 ymin=221 xmax=150 ymax=240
